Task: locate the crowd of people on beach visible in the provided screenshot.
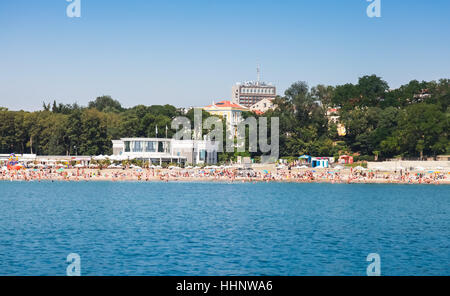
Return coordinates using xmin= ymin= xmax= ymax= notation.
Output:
xmin=1 ymin=165 xmax=448 ymax=184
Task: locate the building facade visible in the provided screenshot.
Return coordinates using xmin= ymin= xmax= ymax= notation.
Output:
xmin=203 ymin=100 xmax=248 ymax=128
xmin=231 ymin=81 xmax=276 ymax=107
xmin=112 ymin=138 xmax=219 ymax=165
xmin=249 ymin=98 xmax=276 ymax=114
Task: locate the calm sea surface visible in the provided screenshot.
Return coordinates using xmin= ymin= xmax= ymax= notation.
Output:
xmin=0 ymin=181 xmax=448 ymax=276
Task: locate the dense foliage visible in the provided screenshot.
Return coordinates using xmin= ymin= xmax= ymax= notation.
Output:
xmin=267 ymin=76 xmax=449 ymax=160
xmin=1 ymin=76 xmax=449 ymax=160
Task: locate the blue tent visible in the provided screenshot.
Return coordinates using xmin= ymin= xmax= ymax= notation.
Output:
xmin=298 ymin=155 xmax=311 ymax=163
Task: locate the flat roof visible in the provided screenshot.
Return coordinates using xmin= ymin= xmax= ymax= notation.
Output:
xmin=120 ymin=138 xmax=172 ymax=141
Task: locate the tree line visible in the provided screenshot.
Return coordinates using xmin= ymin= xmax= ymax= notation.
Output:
xmin=267 ymin=75 xmax=449 ymax=160
xmin=0 ymin=75 xmax=448 ymax=161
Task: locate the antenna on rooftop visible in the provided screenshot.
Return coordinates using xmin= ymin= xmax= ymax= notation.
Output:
xmin=256 ymin=63 xmax=261 ymax=83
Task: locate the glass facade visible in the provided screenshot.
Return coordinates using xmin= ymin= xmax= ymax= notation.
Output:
xmin=124 ymin=140 xmax=170 ymax=153
xmin=145 ymin=141 xmax=156 ymax=152
xmin=115 ymin=138 xmax=217 ymax=165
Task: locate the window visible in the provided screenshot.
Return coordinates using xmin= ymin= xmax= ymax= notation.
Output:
xmin=145 ymin=141 xmax=156 ymax=152
xmin=133 ymin=141 xmax=143 ymax=152
xmin=199 ymin=150 xmax=206 ymax=161
xmin=158 ymin=141 xmax=164 ymax=152
xmin=124 ymin=141 xmax=130 ymax=152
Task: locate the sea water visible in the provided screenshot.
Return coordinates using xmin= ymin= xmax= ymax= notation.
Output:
xmin=0 ymin=181 xmax=448 ymax=275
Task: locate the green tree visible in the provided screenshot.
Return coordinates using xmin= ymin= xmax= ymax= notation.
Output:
xmin=88 ymin=96 xmax=123 ymax=113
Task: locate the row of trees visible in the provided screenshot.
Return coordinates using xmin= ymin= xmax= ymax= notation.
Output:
xmin=0 ymin=96 xmax=218 ymax=157
xmin=0 ymin=75 xmax=449 ymax=160
xmin=268 ymin=76 xmax=449 ymax=160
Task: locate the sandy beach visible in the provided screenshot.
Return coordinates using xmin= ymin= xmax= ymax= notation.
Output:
xmin=1 ymin=166 xmax=449 ymax=185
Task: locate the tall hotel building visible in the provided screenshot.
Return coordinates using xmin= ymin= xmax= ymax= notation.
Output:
xmin=231 ymin=81 xmax=276 ymax=108
xmin=231 ymin=67 xmax=277 ymax=108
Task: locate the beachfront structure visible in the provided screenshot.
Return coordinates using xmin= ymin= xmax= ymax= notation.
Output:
xmin=311 ymin=157 xmax=330 ymax=168
xmin=203 ymin=100 xmax=248 ymax=128
xmin=112 ymin=138 xmax=219 ymax=165
xmin=232 ymin=81 xmax=276 ymax=108
xmin=339 ymin=155 xmax=354 ymax=164
xmin=0 ymin=154 xmax=36 ymax=163
xmin=0 ymin=154 xmax=92 ymax=167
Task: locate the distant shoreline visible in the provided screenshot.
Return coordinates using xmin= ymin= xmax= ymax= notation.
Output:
xmin=1 ymin=167 xmax=449 ymax=185
xmin=1 ymin=180 xmax=449 ymax=185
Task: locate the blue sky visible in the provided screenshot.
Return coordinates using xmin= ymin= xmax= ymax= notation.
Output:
xmin=1 ymin=0 xmax=449 ymax=111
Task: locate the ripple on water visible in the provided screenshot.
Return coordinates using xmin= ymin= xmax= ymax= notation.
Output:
xmin=0 ymin=181 xmax=448 ymax=275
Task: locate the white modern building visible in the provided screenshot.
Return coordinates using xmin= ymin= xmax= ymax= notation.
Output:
xmin=112 ymin=138 xmax=219 ymax=165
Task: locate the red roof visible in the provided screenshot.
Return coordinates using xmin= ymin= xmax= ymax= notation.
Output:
xmin=205 ymin=100 xmax=248 ymax=109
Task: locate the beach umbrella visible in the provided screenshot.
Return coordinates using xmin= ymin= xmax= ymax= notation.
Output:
xmin=108 ymin=155 xmax=118 ymax=161
xmin=94 ymin=155 xmax=107 ymax=160
xmin=115 ymin=155 xmax=131 ymax=161
xmin=112 ymin=155 xmax=122 ymax=161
